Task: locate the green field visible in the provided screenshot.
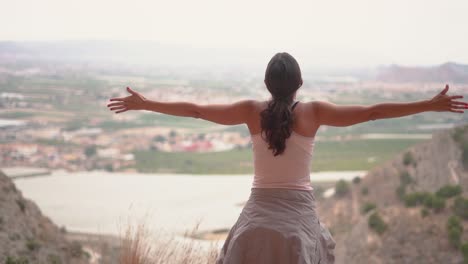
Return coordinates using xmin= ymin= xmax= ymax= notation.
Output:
xmin=133 ymin=138 xmax=426 ymax=174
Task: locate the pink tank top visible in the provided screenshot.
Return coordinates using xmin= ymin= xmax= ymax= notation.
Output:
xmin=250 ymin=101 xmax=315 ymax=191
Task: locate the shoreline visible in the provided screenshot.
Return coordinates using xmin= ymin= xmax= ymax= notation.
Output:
xmin=2 ymin=166 xmax=51 ymax=179
xmin=6 ymin=167 xmax=367 ymax=180
xmin=65 ymin=231 xmax=121 ymax=264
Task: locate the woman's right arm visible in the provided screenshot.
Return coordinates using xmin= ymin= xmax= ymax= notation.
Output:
xmin=311 ymin=85 xmax=466 ymax=127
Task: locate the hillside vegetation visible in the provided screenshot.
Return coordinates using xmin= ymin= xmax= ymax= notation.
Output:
xmin=0 ymin=171 xmax=89 ymax=264
xmin=317 ymin=124 xmax=468 ymax=264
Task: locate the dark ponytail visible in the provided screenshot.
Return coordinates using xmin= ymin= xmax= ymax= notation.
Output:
xmin=260 ymin=52 xmax=302 ymax=156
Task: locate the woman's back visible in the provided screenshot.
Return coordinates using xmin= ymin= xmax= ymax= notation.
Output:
xmin=247 ymin=100 xmax=320 ymax=138
xmin=249 ymin=100 xmax=317 ymax=190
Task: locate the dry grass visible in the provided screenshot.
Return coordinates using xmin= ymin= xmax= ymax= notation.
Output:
xmin=119 ymin=219 xmax=221 ymax=264
xmin=119 ymin=221 xmax=153 ymax=264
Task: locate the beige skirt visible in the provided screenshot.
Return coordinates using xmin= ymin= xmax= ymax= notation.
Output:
xmin=216 ymin=188 xmax=335 ymax=264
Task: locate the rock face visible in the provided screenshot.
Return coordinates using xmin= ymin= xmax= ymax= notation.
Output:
xmin=0 ymin=170 xmax=88 ymax=264
xmin=317 ymin=125 xmax=468 ymax=264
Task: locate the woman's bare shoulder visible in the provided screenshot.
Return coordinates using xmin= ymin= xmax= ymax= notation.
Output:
xmin=249 ymin=100 xmax=269 ymax=111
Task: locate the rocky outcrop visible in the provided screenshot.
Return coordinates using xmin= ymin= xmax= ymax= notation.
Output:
xmin=317 ymin=125 xmax=468 ymax=264
xmin=0 ymin=170 xmax=89 ymax=264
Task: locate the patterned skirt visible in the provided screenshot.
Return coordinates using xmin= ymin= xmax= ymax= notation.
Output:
xmin=216 ymin=188 xmax=336 ymax=264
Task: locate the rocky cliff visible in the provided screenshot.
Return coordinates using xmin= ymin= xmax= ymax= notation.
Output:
xmin=317 ymin=125 xmax=468 ymax=264
xmin=0 ymin=170 xmax=89 ymax=264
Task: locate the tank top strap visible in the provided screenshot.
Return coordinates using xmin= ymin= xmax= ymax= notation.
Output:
xmin=291 ymin=100 xmax=299 ymax=111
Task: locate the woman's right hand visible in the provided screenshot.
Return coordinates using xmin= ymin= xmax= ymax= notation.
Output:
xmin=107 ymin=87 xmax=147 ymax=114
xmin=429 ymin=84 xmax=467 ymax=113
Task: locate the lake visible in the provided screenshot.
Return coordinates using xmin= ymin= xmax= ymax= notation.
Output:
xmin=13 ymin=170 xmax=366 ymax=244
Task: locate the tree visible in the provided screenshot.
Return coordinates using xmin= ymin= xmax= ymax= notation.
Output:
xmin=84 ymin=145 xmax=97 ymax=157
xmin=197 ymin=133 xmax=206 ymax=140
xmin=169 ymin=130 xmax=178 ymax=138
xmin=335 ymin=180 xmax=350 ymax=197
xmin=153 ymin=135 xmax=166 ymax=143
xmin=352 ymin=176 xmax=361 ymax=184
xmin=403 ymin=151 xmax=416 ymax=166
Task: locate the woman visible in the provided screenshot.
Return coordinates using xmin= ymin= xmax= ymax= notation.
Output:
xmin=107 ymin=52 xmax=466 ymax=264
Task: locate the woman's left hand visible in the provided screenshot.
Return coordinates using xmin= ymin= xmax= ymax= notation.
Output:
xmin=429 ymin=84 xmax=467 ymax=113
xmin=107 ymin=87 xmax=147 ymax=114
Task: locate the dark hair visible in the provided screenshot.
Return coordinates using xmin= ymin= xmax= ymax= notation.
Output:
xmin=260 ymin=52 xmax=303 ymax=156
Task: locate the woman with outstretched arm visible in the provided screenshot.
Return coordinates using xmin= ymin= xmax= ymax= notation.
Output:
xmin=107 ymin=53 xmax=466 ymax=264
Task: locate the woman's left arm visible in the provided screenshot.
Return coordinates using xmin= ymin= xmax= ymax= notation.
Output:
xmin=108 ymin=87 xmax=254 ymax=125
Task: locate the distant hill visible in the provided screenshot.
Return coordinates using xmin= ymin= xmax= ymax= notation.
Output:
xmin=0 ymin=170 xmax=88 ymax=263
xmin=0 ymin=40 xmax=265 ymax=68
xmin=376 ymin=62 xmax=468 ymax=83
xmin=317 ymin=124 xmax=468 ymax=264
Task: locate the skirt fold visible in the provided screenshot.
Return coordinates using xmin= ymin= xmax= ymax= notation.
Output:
xmin=216 ymin=188 xmax=335 ymax=264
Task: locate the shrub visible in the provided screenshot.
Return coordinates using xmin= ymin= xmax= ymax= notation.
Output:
xmin=449 ymin=228 xmax=462 ymax=249
xmin=403 ymin=152 xmax=416 ymax=166
xmin=461 ymin=242 xmax=468 ymax=264
xmin=361 ymin=203 xmax=377 ymax=214
xmin=436 ymin=185 xmax=462 ymax=199
xmin=430 ymin=196 xmax=446 ymax=212
xmin=403 ymin=192 xmax=431 ymax=207
xmin=447 ymin=216 xmax=463 ymax=249
xmin=396 ymin=185 xmax=406 ymax=200
xmin=403 ymin=193 xmax=419 ymax=207
xmin=47 ymin=255 xmax=61 ymax=264
xmin=447 ymin=215 xmax=462 ymax=230
xmin=368 ymin=212 xmax=387 ymax=235
xmin=5 ymin=257 xmax=29 ymax=264
xmin=423 ymin=193 xmax=446 ymax=212
xmin=421 ymin=208 xmax=430 ymax=217
xmin=361 ymin=187 xmax=369 ymax=196
xmin=26 ymin=239 xmax=40 ymax=251
xmin=399 ymin=171 xmax=413 ymax=186
xmin=453 ymin=196 xmax=468 ymax=220
xmin=352 ymin=176 xmax=361 ymax=184
xmin=335 ymin=180 xmax=350 ymax=197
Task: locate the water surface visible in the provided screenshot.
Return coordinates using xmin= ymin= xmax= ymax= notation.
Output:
xmin=14 ymin=170 xmax=366 ymax=237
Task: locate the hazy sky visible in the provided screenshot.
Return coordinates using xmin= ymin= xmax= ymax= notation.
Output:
xmin=1 ymin=0 xmax=468 ymax=67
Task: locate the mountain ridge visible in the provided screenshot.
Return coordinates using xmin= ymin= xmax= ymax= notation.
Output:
xmin=376 ymin=62 xmax=468 ymax=83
